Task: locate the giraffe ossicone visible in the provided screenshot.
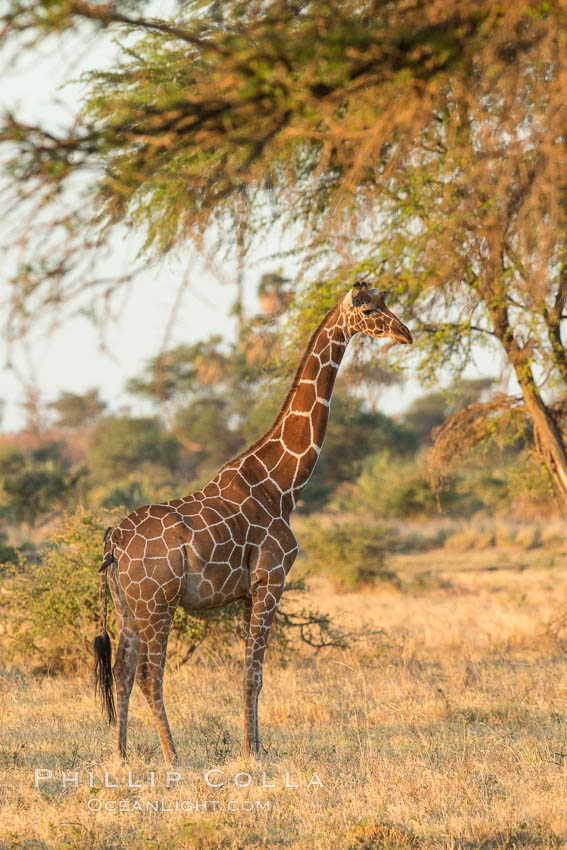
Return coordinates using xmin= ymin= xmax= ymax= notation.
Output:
xmin=93 ymin=283 xmax=413 ymax=765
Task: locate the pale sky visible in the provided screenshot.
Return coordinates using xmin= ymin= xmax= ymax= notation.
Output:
xmin=0 ymin=21 xmax=497 ymax=433
xmin=0 ymin=30 xmax=262 ymax=429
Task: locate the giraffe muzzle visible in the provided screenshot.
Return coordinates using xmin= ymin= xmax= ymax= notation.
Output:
xmin=394 ymin=324 xmax=413 ymax=344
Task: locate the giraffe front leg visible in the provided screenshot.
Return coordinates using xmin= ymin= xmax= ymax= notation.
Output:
xmin=243 ymin=582 xmax=282 ymax=759
xmin=242 ymin=596 xmax=255 ymax=754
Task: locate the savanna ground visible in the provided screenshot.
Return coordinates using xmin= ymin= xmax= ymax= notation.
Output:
xmin=2 ymin=520 xmax=567 ymax=850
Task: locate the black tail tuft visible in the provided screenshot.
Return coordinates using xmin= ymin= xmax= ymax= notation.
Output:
xmin=94 ymin=632 xmax=116 ymax=726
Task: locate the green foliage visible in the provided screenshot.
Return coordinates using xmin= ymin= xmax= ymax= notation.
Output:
xmin=0 ymin=442 xmax=80 ymax=527
xmin=352 ymin=444 xmax=554 ymax=520
xmin=302 ymin=391 xmax=418 ymax=510
xmin=0 ymin=509 xmax=353 ymax=673
xmin=1 ymin=0 xmax=539 ymax=328
xmin=241 ymin=393 xmax=281 ymax=445
xmin=354 ymin=452 xmax=479 ymax=519
xmin=297 ymin=519 xmax=399 ymax=591
xmin=49 ymin=388 xmax=106 ymax=429
xmin=126 ymin=338 xmax=229 ymax=405
xmin=0 ymin=527 xmax=18 ymax=565
xmin=100 ymin=479 xmax=149 ymax=511
xmin=403 ymin=392 xmax=449 ymax=444
xmin=403 ymin=380 xmax=496 ymax=444
xmin=0 ymin=445 xmax=25 ymax=476
xmin=2 ymin=468 xmax=66 ymax=526
xmin=1 ymin=511 xmax=106 ymax=671
xmin=174 ymin=398 xmax=244 ymax=475
xmin=87 ymin=416 xmax=179 ymax=479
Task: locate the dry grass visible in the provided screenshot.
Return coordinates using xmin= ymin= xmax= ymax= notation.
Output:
xmin=2 ymin=531 xmax=567 ymax=848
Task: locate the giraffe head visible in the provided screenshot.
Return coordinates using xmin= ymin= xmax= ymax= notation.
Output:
xmin=343 ymin=281 xmax=413 ymax=344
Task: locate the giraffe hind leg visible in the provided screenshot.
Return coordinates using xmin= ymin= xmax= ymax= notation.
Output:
xmin=113 ymin=615 xmax=139 ymax=760
xmin=109 ymin=570 xmax=139 ymax=760
xmin=135 ymin=610 xmax=178 ymax=766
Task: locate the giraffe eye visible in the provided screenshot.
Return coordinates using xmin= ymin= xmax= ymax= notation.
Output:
xmin=362 ymin=309 xmax=376 ymax=316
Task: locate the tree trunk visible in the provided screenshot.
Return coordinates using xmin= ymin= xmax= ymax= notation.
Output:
xmin=515 ymin=369 xmax=567 ymax=512
xmin=543 ymin=275 xmax=567 ymax=388
xmin=486 ymin=291 xmax=567 ymax=512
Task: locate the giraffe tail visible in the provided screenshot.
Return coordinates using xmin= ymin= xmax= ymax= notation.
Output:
xmin=93 ymin=526 xmax=116 ymax=726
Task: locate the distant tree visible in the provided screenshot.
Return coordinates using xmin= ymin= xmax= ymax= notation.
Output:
xmin=49 ymin=388 xmax=106 ymax=429
xmin=127 ymin=337 xmax=233 ymax=452
xmin=0 ymin=443 xmax=80 ymax=527
xmin=174 ymin=398 xmax=244 ymax=477
xmin=88 ymin=417 xmax=179 ymax=479
xmin=101 ymin=480 xmax=148 ymax=512
xmin=31 ymin=442 xmax=66 ymax=464
xmin=403 ymin=393 xmax=449 ymax=446
xmin=126 ymin=278 xmax=286 ymax=459
xmin=3 ymin=469 xmax=66 ymax=527
xmin=127 ymin=338 xmax=229 ymax=405
xmin=0 ymin=528 xmax=18 ymax=565
xmin=0 ymin=445 xmax=25 ymax=477
xmin=241 ymin=394 xmax=281 ymax=446
xmin=18 ymin=385 xmax=47 ymax=435
xmin=403 ymin=379 xmax=494 ymax=445
xmin=302 ymin=389 xmax=418 ymax=510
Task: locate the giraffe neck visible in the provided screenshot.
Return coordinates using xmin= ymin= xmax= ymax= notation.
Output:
xmin=240 ymin=303 xmax=350 ymax=511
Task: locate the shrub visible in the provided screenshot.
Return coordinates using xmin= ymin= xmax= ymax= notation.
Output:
xmin=0 ymin=442 xmax=81 ymax=528
xmin=444 ymin=528 xmax=495 ymax=551
xmin=0 ymin=510 xmax=357 ymax=673
xmin=355 ymin=451 xmax=468 ymax=518
xmin=0 ymin=528 xmax=19 ymax=564
xmin=515 ymin=525 xmax=542 ymax=550
xmin=300 ymin=394 xmax=418 ymax=511
xmin=0 ymin=510 xmax=105 ymax=671
xmin=100 ymin=479 xmax=149 ymax=511
xmin=0 ymin=444 xmax=25 ymax=476
xmin=88 ymin=417 xmax=179 ymax=480
xmin=296 ymin=519 xmax=399 ymax=591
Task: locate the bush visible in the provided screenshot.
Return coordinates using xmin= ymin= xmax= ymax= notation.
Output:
xmin=88 ymin=417 xmax=179 ymax=480
xmin=0 ymin=442 xmax=81 ymax=527
xmin=0 ymin=528 xmax=19 ymax=564
xmin=354 ymin=451 xmax=481 ymax=518
xmin=0 ymin=511 xmax=105 ymax=671
xmin=296 ymin=519 xmax=400 ymax=591
xmin=300 ymin=394 xmax=418 ymax=511
xmin=0 ymin=444 xmax=25 ymax=476
xmin=174 ymin=398 xmax=244 ymax=476
xmin=0 ymin=510 xmax=356 ymax=673
xmin=100 ymin=479 xmax=149 ymax=511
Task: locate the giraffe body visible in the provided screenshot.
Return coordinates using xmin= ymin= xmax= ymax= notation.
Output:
xmin=94 ymin=283 xmax=412 ymax=764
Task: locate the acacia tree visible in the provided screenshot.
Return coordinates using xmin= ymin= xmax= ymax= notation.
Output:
xmin=49 ymin=388 xmax=106 ymax=429
xmin=275 ymin=4 xmax=567 ymax=509
xmin=351 ymin=19 xmax=567 ymax=509
xmin=3 ymin=1 xmax=567 ymax=505
xmin=0 ymin=1 xmax=535 ymax=328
